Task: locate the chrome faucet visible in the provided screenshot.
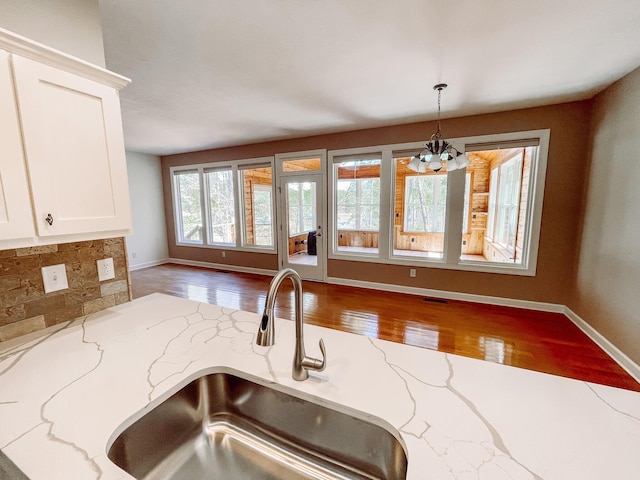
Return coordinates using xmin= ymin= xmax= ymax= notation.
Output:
xmin=256 ymin=268 xmax=326 ymax=381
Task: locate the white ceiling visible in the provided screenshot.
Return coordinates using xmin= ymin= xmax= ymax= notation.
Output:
xmin=99 ymin=0 xmax=640 ymax=156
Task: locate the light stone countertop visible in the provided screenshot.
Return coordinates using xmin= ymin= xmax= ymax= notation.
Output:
xmin=0 ymin=293 xmax=639 ymax=479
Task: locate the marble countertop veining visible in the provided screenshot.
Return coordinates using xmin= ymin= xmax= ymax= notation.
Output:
xmin=0 ymin=293 xmax=639 ymax=479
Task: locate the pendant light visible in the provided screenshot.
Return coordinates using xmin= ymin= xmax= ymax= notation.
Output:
xmin=408 ymin=84 xmax=470 ymax=173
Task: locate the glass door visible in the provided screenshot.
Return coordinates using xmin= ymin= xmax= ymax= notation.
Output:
xmin=279 ymin=175 xmax=324 ymax=281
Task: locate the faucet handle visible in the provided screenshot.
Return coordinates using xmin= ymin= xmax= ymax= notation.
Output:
xmin=301 ymin=338 xmax=326 ymax=372
xmin=316 ymin=338 xmax=326 ymax=372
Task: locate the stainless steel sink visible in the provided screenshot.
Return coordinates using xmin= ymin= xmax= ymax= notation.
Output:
xmin=107 ymin=368 xmax=407 ymax=479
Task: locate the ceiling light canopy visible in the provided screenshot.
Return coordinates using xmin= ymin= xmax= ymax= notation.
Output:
xmin=408 ymin=84 xmax=470 ymax=173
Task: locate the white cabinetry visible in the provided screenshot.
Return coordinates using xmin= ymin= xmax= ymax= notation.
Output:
xmin=0 ymin=49 xmax=35 ymax=241
xmin=0 ymin=28 xmax=132 ymax=249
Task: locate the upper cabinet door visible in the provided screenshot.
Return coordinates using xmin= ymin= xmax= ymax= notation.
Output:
xmin=0 ymin=50 xmax=35 ymax=242
xmin=11 ymin=54 xmax=131 ymax=237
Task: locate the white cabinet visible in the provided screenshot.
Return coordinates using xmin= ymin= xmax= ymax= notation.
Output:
xmin=0 ymin=29 xmax=132 ymax=249
xmin=12 ymin=54 xmax=131 ymax=237
xmin=0 ymin=50 xmax=35 ymax=241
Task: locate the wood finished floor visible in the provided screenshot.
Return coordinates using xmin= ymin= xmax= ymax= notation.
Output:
xmin=130 ymin=264 xmax=640 ymax=391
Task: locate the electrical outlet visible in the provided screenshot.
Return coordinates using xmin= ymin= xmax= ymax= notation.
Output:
xmin=409 ymin=268 xmax=416 ymax=278
xmin=221 ymin=251 xmax=226 ymax=258
xmin=97 ymin=258 xmax=115 ymax=281
xmin=42 ymin=264 xmax=68 ymax=294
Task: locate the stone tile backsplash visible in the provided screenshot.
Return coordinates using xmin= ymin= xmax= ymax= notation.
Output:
xmin=0 ymin=238 xmax=131 ymax=341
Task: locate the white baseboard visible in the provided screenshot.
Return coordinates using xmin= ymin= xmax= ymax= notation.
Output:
xmin=328 ymin=276 xmax=639 ymax=384
xmin=167 ymin=258 xmax=278 ymax=277
xmin=326 ymin=276 xmax=565 ymax=313
xmin=128 ymin=258 xmax=170 ymax=271
xmin=563 ymin=307 xmax=640 ymax=384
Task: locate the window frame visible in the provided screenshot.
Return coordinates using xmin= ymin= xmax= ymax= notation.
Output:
xmin=172 ymin=169 xmax=204 ymax=245
xmin=494 ymin=153 xmax=523 ymax=253
xmin=170 ymin=156 xmax=276 ymax=253
xmin=204 ymin=167 xmax=236 ymax=246
xmin=328 ymin=129 xmax=549 ymax=276
xmin=329 ymin=150 xmax=384 ymax=258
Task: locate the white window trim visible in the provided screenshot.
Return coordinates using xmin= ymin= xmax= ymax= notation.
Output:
xmin=328 ymin=129 xmax=550 ymax=276
xmin=172 ymin=169 xmax=204 ymax=245
xmin=274 ymin=149 xmax=328 ymax=277
xmin=170 ymin=156 xmax=277 ymax=254
xmin=329 ymin=147 xmax=387 ymax=258
xmin=204 ymin=167 xmax=235 ymax=246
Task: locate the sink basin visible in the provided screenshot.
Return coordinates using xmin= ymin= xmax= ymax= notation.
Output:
xmin=107 ymin=368 xmax=407 ymax=479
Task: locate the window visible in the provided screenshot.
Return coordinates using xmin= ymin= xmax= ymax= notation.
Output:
xmin=494 ymin=153 xmax=522 ymax=251
xmin=282 ymin=157 xmax=322 ymax=172
xmin=458 ymin=147 xmax=534 ymax=265
xmin=462 ymin=173 xmax=471 ymax=235
xmin=329 ymin=131 xmax=548 ymax=276
xmin=392 ymin=154 xmax=448 ymax=259
xmin=332 ymin=155 xmax=381 ymax=254
xmin=287 ymin=182 xmax=315 ymax=236
xmin=477 ymin=149 xmax=528 ymax=263
xmin=337 ymin=178 xmax=380 ymax=230
xmin=205 ymin=169 xmax=235 ymax=244
xmin=240 ymin=166 xmax=274 ymax=247
xmin=403 ymin=175 xmax=447 ymax=233
xmin=171 ymin=157 xmax=275 ymax=252
xmin=487 ymin=168 xmax=498 ymax=237
xmin=173 ymin=170 xmax=202 ymax=244
xmin=251 ymin=185 xmax=273 ymax=246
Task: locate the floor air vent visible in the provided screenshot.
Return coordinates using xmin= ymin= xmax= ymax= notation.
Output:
xmin=423 ymin=297 xmax=448 ymax=304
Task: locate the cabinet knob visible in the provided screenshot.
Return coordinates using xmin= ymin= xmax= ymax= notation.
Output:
xmin=45 ymin=213 xmax=53 ymax=226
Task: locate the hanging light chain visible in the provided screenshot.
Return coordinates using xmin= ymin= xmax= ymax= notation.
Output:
xmin=435 ymin=86 xmax=442 ymax=139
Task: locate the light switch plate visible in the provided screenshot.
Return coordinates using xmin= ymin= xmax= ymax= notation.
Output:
xmin=97 ymin=257 xmax=115 ymax=281
xmin=41 ymin=264 xmax=68 ymax=294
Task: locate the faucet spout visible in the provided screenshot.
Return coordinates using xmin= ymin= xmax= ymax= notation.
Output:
xmin=256 ymin=268 xmax=327 ymax=381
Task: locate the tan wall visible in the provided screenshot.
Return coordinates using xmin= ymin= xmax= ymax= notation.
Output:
xmin=162 ymin=101 xmax=592 ymax=304
xmin=170 ymin=245 xmax=277 ymax=271
xmin=570 ymin=67 xmax=640 ymax=364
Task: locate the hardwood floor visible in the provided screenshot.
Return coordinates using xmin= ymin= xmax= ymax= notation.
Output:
xmin=130 ymin=263 xmax=640 ymax=391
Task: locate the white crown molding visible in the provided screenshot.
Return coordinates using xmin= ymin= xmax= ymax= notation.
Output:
xmin=0 ymin=27 xmax=130 ymax=90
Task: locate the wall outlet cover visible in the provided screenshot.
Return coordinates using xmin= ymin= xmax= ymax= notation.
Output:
xmin=42 ymin=264 xmax=69 ymax=294
xmin=97 ymin=257 xmax=115 ymax=281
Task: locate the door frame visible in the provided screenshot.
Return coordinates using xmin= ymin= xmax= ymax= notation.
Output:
xmin=275 ymin=150 xmax=327 ymax=281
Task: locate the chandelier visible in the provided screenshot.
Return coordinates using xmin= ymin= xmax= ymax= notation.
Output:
xmin=408 ymin=83 xmax=470 ymax=173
